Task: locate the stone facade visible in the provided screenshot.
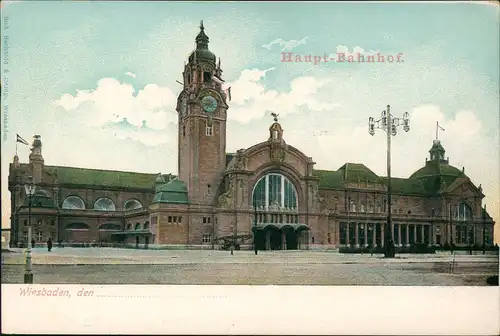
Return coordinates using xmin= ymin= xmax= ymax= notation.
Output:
xmin=8 ymin=23 xmax=495 ymax=250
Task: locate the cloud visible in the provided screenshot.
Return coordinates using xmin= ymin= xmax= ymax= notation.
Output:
xmin=124 ymin=71 xmax=137 ymax=78
xmin=53 ymin=78 xmax=178 ymax=145
xmin=328 ymin=45 xmax=382 ymax=62
xmin=262 ymin=37 xmax=308 ymax=51
xmin=226 ymin=67 xmax=341 ymax=123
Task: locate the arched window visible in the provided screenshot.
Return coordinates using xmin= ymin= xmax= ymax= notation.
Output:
xmin=62 ymin=196 xmax=86 ymax=210
xmin=456 ymin=202 xmax=473 ymax=221
xmin=127 ymin=223 xmax=132 ymax=230
xmin=124 ymin=199 xmax=142 ymax=211
xmin=143 ymin=221 xmax=149 ymax=230
xmin=94 ymin=198 xmax=116 ymax=211
xmin=252 ymin=173 xmax=298 ymax=210
xmin=134 ymin=222 xmax=141 ymax=230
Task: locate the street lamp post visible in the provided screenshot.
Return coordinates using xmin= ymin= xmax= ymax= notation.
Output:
xmin=24 ymin=176 xmax=36 ymax=284
xmin=482 ymin=205 xmax=486 ymax=255
xmin=253 ymin=205 xmax=258 ymax=255
xmin=369 ymin=105 xmax=410 ymax=258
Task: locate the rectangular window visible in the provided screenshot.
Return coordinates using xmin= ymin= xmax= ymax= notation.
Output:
xmin=202 ymin=217 xmax=211 ymax=224
xmin=206 ymin=126 xmax=213 ymax=136
xmin=151 ymin=216 xmax=158 ymax=225
xmin=202 ymin=234 xmax=212 ymax=243
xmin=178 ymin=216 xmax=182 ymax=224
xmin=168 ymin=216 xmax=172 ymax=223
xmin=183 ymin=125 xmax=186 ymax=137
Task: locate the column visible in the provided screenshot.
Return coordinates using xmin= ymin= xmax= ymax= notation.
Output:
xmin=381 ymin=225 xmax=385 ymax=247
xmin=372 ymin=225 xmax=376 ymax=247
xmin=398 ymin=225 xmax=402 ymax=246
xmin=346 ymin=223 xmax=350 ymax=246
xmin=265 ymin=230 xmax=271 ymax=250
xmin=281 ymin=230 xmax=287 ymax=250
xmin=406 ymin=224 xmax=410 ymax=246
xmin=355 ymin=223 xmax=359 ymax=247
xmin=364 ymin=223 xmax=368 ymax=246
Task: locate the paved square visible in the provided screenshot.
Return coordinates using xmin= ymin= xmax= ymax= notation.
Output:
xmin=1 ymin=248 xmax=498 ymax=285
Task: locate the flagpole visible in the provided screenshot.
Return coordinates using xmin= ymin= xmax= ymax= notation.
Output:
xmin=15 ymin=134 xmax=18 ymax=156
xmin=436 ymin=121 xmax=438 ymax=141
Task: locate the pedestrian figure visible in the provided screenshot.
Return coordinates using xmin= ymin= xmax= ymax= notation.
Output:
xmin=230 ymin=243 xmax=234 ymax=255
xmin=31 ymin=238 xmax=35 ymax=249
xmin=47 ymin=238 xmax=53 ymax=252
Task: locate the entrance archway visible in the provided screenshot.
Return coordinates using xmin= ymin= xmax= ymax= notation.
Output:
xmin=282 ymin=225 xmax=298 ymax=250
xmin=256 ymin=224 xmax=309 ymax=251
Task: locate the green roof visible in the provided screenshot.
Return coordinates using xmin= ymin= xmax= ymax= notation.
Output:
xmin=379 ymin=177 xmax=427 ymax=196
xmin=314 ymin=163 xmax=429 ymax=196
xmin=43 ymin=165 xmax=169 ymax=189
xmin=409 ymin=160 xmax=466 ymax=194
xmin=337 ymin=163 xmax=382 ymax=183
xmin=314 ymin=169 xmax=344 ymax=189
xmin=152 ymin=178 xmax=189 ymax=204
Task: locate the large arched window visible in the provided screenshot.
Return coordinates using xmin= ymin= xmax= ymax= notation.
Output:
xmin=134 ymin=222 xmax=141 ymax=230
xmin=62 ymin=196 xmax=86 ymax=210
xmin=252 ymin=173 xmax=298 ymax=210
xmin=93 ymin=198 xmax=116 ymax=211
xmin=124 ymin=199 xmax=142 ymax=211
xmin=456 ymin=202 xmax=473 ymax=221
xmin=143 ymin=221 xmax=150 ymax=230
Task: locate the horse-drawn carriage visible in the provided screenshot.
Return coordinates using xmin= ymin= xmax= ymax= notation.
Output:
xmin=215 ymin=234 xmax=253 ymax=250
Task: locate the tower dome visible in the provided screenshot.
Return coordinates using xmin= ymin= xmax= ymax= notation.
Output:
xmin=188 ymin=21 xmax=216 ymax=63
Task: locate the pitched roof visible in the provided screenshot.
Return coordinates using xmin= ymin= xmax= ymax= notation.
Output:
xmin=379 ymin=177 xmax=427 ymax=196
xmin=152 ymin=178 xmax=189 ymax=204
xmin=337 ymin=163 xmax=382 ymax=183
xmin=43 ymin=165 xmax=172 ymax=190
xmin=315 ymin=163 xmax=428 ymax=195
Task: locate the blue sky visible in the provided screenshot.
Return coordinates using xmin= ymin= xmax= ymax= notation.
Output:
xmin=1 ymin=1 xmax=499 ymax=240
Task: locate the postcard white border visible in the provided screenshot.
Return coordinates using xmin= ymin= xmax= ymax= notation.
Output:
xmin=1 ymin=285 xmax=499 ymax=335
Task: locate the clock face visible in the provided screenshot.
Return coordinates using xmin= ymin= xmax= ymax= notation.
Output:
xmin=201 ymin=95 xmax=218 ymax=113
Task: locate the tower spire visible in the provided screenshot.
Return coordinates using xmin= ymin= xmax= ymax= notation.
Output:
xmin=195 ymin=19 xmax=209 ymax=50
xmin=436 ymin=121 xmax=445 ymax=141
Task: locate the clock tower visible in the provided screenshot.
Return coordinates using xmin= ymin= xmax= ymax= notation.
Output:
xmin=177 ymin=21 xmax=228 ymax=205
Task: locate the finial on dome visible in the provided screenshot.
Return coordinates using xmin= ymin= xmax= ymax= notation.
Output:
xmin=200 ymin=20 xmax=204 ymax=31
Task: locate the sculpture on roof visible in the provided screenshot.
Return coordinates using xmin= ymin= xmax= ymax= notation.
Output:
xmin=271 ymin=112 xmax=279 ymax=122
